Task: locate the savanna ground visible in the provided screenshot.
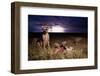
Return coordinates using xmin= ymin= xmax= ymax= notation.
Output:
xmin=28 ymin=33 xmax=88 ymax=60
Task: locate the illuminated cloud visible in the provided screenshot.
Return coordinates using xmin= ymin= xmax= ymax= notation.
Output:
xmin=49 ymin=26 xmax=65 ymax=32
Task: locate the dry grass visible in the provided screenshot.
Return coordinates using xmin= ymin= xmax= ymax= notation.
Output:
xmin=28 ymin=36 xmax=88 ymax=60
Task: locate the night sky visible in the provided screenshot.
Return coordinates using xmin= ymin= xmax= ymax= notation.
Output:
xmin=28 ymin=15 xmax=88 ymax=33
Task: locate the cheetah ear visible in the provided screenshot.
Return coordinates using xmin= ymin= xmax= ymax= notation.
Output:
xmin=42 ymin=26 xmax=44 ymax=28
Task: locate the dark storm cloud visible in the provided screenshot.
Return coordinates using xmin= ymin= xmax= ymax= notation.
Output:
xmin=28 ymin=15 xmax=88 ymax=33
